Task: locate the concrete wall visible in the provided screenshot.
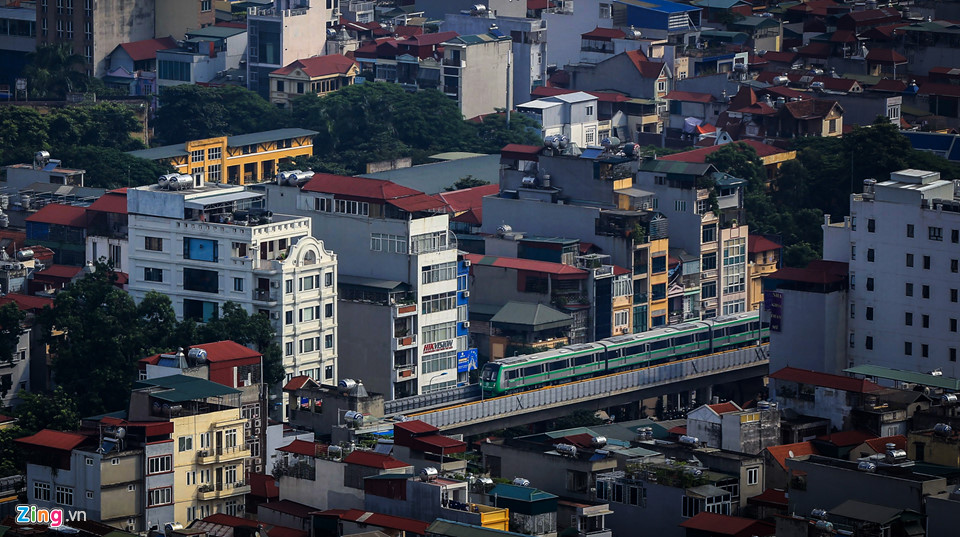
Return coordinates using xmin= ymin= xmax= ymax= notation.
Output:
xmin=92 ymin=0 xmax=156 ymax=77
xmin=543 ymin=1 xmax=612 ymax=69
xmin=457 ymin=38 xmax=513 ymax=119
xmin=144 ymin=440 xmax=176 ymax=529
xmin=279 ymin=459 xmax=364 ymax=511
xmin=481 ymin=442 xmax=618 ymax=502
xmin=336 ymin=301 xmax=393 ymax=397
xmin=768 ymin=287 xmax=848 ymax=376
xmin=155 ymin=0 xmax=213 ymax=40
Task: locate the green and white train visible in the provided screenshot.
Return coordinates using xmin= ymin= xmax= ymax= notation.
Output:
xmin=479 ymin=311 xmax=769 ymax=396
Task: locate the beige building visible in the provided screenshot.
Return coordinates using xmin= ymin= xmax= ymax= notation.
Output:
xmin=747 ymin=235 xmax=780 ymax=311
xmin=155 ymin=0 xmax=216 ymax=41
xmin=440 ymin=32 xmax=513 ymax=120
xmin=269 ymin=54 xmax=359 ymax=108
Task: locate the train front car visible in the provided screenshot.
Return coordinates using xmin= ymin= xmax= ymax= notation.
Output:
xmin=480 ymin=362 xmax=502 ymax=395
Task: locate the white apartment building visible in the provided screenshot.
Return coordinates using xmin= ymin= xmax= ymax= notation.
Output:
xmin=264 ymin=175 xmax=463 ymax=399
xmin=441 ymin=32 xmax=514 ymax=120
xmin=517 ymin=92 xmax=601 ymax=148
xmin=635 ymin=159 xmax=749 ymax=319
xmin=126 ymin=178 xmax=338 ymax=383
xmin=246 ymin=0 xmax=337 ymax=98
xmin=823 ymin=169 xmax=960 ymax=378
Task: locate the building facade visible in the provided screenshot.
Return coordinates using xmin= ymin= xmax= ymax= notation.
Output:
xmin=126 ymin=180 xmax=338 ymax=383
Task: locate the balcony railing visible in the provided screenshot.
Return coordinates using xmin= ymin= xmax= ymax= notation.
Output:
xmin=197 ymin=481 xmax=250 ymax=500
xmin=253 ymin=288 xmax=276 ymax=303
xmin=393 ymin=334 xmax=417 ymax=351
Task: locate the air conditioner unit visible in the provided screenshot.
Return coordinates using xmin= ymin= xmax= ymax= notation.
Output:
xmin=270 ymin=312 xmax=280 ymax=320
xmin=270 ymin=280 xmax=280 ymax=288
xmin=463 ymin=260 xmax=471 ymax=266
xmin=462 ymin=321 xmax=471 ymax=328
xmin=462 ymin=291 xmax=470 ymax=297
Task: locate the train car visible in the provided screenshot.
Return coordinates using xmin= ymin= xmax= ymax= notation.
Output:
xmin=480 ymin=311 xmax=767 ymax=396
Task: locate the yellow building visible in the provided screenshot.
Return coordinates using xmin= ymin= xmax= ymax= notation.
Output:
xmin=908 ymin=428 xmax=960 ymax=467
xmin=747 ymin=235 xmax=781 ymax=311
xmin=128 ymin=128 xmax=317 ymax=185
xmin=269 ymin=54 xmax=360 ymax=109
xmin=131 ymin=375 xmax=252 ymax=522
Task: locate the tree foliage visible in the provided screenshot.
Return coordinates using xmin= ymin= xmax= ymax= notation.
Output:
xmin=446 ymin=175 xmax=490 ymax=191
xmin=56 ymin=146 xmax=173 ymax=189
xmin=154 ymin=85 xmax=286 ymax=144
xmin=0 ymin=303 xmax=26 ymax=399
xmin=22 ymin=43 xmax=88 ymax=100
xmin=13 ymin=387 xmax=80 ymax=436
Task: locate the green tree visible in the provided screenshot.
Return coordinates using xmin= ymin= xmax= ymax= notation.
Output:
xmin=468 ymin=111 xmax=542 ymax=153
xmin=153 ymin=85 xmax=286 ymax=144
xmin=0 ymin=302 xmax=27 ymax=399
xmin=38 ymin=263 xmax=143 ymax=414
xmin=14 ymin=387 xmax=80 ymax=435
xmin=23 ymin=43 xmax=88 ymax=99
xmin=56 ymin=146 xmax=172 ymax=189
xmin=445 ymin=175 xmax=490 ymax=191
xmin=0 ymin=106 xmax=49 ymax=164
xmin=200 ymin=302 xmax=284 ymax=385
xmin=0 ymin=428 xmax=23 ymax=477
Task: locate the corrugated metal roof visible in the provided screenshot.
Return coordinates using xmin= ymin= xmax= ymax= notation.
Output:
xmin=843 ymin=364 xmax=960 ymax=390
xmin=226 ymin=128 xmax=318 ymax=147
xmin=134 ymin=374 xmax=241 ymax=402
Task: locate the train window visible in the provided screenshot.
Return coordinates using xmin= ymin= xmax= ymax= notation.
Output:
xmin=523 ymin=365 xmax=544 ymax=377
xmin=575 ymin=354 xmax=595 ymax=366
xmin=696 ymin=332 xmax=711 ymax=342
xmin=674 ymin=335 xmax=694 ymax=346
xmin=761 ymin=321 xmax=770 ymax=329
xmin=713 ymin=328 xmax=726 ymax=338
xmin=727 ymin=324 xmax=748 ymax=336
xmin=507 ymin=370 xmax=520 ymax=380
xmin=622 ymin=344 xmax=645 ymax=356
xmin=749 ymin=322 xmax=759 ymax=331
xmin=548 ymin=359 xmax=570 ymax=371
xmin=650 ymin=339 xmax=670 ymax=351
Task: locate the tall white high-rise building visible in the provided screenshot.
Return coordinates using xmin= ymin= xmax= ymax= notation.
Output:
xmin=127 ymin=177 xmax=338 ymax=384
xmin=823 ymin=169 xmax=960 ymax=377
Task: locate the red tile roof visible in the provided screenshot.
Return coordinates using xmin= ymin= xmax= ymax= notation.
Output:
xmin=249 ymin=472 xmax=280 ymax=499
xmin=438 ymin=184 xmax=498 ymax=213
xmin=797 ymin=41 xmax=831 ymax=59
xmin=302 ymin=174 xmax=445 ymax=211
xmin=870 ymin=78 xmax=908 ymax=92
xmin=863 ymin=435 xmax=907 ymax=453
xmin=582 ymin=27 xmax=626 ymax=40
xmin=613 ymin=265 xmax=630 ymax=276
xmin=918 ymin=82 xmax=960 ymax=98
xmin=86 ymin=191 xmax=127 ymax=215
xmin=35 ymin=264 xmax=83 ymax=280
xmin=761 ymin=85 xmax=809 ymax=101
xmin=215 ymin=21 xmax=247 ymax=29
xmin=664 ymin=90 xmax=715 ymax=103
xmin=816 ymin=430 xmax=877 ymax=447
xmin=766 ymin=441 xmax=818 ymax=470
xmin=394 ymin=25 xmax=423 ymax=37
xmin=624 ymin=49 xmax=649 ymax=65
xmin=768 ymin=259 xmax=847 ymax=285
xmin=415 ymin=434 xmax=468 ymax=453
xmin=464 ymin=253 xmax=587 ymax=277
xmin=661 ymin=140 xmax=787 ymax=164
xmin=830 ymin=29 xmax=858 ymax=43
xmin=707 ymin=401 xmax=742 ymax=414
xmin=394 ymin=420 xmax=440 ymax=435
xmin=528 ymin=0 xmax=550 ymax=9
xmin=343 ymin=450 xmax=410 ymax=469
xmin=760 ymin=51 xmax=798 ymax=63
xmin=260 ymin=500 xmax=315 ymax=519
xmin=866 ymin=48 xmax=907 ymax=64
xmin=191 ymin=340 xmax=262 ymax=362
xmin=782 ymin=98 xmax=841 ymax=120
xmin=16 ymin=429 xmax=89 ymax=451
xmin=748 ymin=235 xmax=781 ymax=253
xmin=452 ymin=207 xmax=481 ymax=226
xmin=404 ymin=31 xmax=459 ymax=47
xmin=811 ymin=76 xmax=860 ymax=92
xmin=25 ymin=203 xmax=87 ymax=227
xmin=324 ymin=509 xmax=429 ymax=535
xmin=748 ymin=488 xmax=788 ymax=507
xmin=283 ymin=375 xmax=318 ymax=391
xmin=0 ymin=413 xmax=15 ymax=423
xmin=278 ymin=439 xmax=319 ymax=457
xmin=679 ymin=512 xmax=775 ymax=536
xmin=668 ymin=425 xmax=687 ymax=436
xmin=530 ymin=86 xmax=630 ymax=103
xmin=270 ymin=54 xmax=358 ymax=78
xmin=0 ymin=293 xmax=53 ymax=311
xmin=119 ymin=37 xmax=178 ymax=62
xmin=501 ymin=143 xmax=543 ymax=157
xmin=770 ymin=366 xmax=883 ymax=393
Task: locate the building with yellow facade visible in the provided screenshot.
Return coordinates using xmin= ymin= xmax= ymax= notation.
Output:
xmin=747 ymin=235 xmax=781 ymax=311
xmin=128 ymin=128 xmax=317 ymax=185
xmin=129 ymin=375 xmax=252 ymax=523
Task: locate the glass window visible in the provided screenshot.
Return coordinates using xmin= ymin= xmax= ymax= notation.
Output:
xmin=183 ymin=299 xmax=218 ymax=322
xmin=34 ymin=482 xmax=51 ymax=502
xmin=144 ymin=267 xmax=163 ymax=282
xmin=183 ymin=237 xmax=218 ymax=262
xmin=421 ymin=262 xmax=458 ymax=284
xmin=183 ymin=268 xmax=219 ymax=293
xmin=422 ymin=291 xmax=457 ymax=314
xmin=145 ymin=236 xmax=163 ymax=251
xmin=55 ymin=486 xmax=73 ymax=506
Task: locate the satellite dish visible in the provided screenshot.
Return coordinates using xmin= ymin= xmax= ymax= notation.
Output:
xmin=788 ymin=450 xmax=795 ymax=458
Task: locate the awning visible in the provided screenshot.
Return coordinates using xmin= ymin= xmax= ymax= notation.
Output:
xmin=184 ymin=190 xmax=263 ymax=209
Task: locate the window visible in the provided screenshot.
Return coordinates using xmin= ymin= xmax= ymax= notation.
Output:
xmin=325 ymin=334 xmax=333 ymax=348
xmin=225 ymin=429 xmax=237 ymax=448
xmin=144 ymin=267 xmax=163 ymax=282
xmin=850 ymin=304 xmax=855 ymax=319
xmin=423 ymin=350 xmax=456 ymax=374
xmin=907 ymin=224 xmax=914 ymax=238
xmin=148 ymin=455 xmax=172 ymax=474
xmin=285 ymin=310 xmax=293 ymax=325
xmin=747 ymin=467 xmax=759 ymax=486
xmin=276 ymin=80 xmax=285 ymax=92
xmin=867 ymin=219 xmax=875 ymax=232
xmin=334 ymin=199 xmax=369 ymax=215
xmin=55 ymin=486 xmax=73 ymax=506
xmin=411 ymin=231 xmax=450 ymax=254
xmin=233 ymin=278 xmax=243 ymax=292
xmin=325 ymin=366 xmax=333 ymax=379
xmin=849 ymin=332 xmax=855 ymax=348
xmin=922 ymin=344 xmax=929 ymax=358
xmin=954 ymin=229 xmax=960 ymax=243
xmin=929 ymin=226 xmax=943 ymax=241
xmin=201 ymin=0 xmax=211 ymax=11
xmin=851 ymin=245 xmax=856 ymax=260
xmin=183 ymin=268 xmax=219 ymax=293
xmin=183 ymin=237 xmax=218 ymax=262
xmin=905 ymin=312 xmax=913 ymax=326
xmin=148 ymin=488 xmax=172 ymax=507
xmin=702 ymin=224 xmax=716 ymax=243
xmin=421 ymin=262 xmax=457 ymax=284
xmin=300 ymin=337 xmax=316 ymax=353
xmin=702 ymin=253 xmax=717 ymax=271
xmin=905 ymin=341 xmax=913 ymax=356
xmin=614 ymin=310 xmax=629 ymax=327
xmin=924 ymin=255 xmax=931 ymax=269
xmin=828 ymin=118 xmax=838 ymax=133
xmin=905 ymin=282 xmax=913 ymax=296
xmin=299 ymin=275 xmax=319 ymax=291
xmin=325 ymin=272 xmax=333 ymax=286
xmin=207 ymin=146 xmax=221 ymax=160
xmin=422 ymin=322 xmax=457 ymax=344
xmin=953 ymin=259 xmax=958 ymax=273
xmin=675 ymin=200 xmax=687 ymax=212
xmin=186 ymin=472 xmax=196 ymax=486
xmin=952 ymin=318 xmax=958 ymax=332
xmin=923 ymin=314 xmax=930 ymax=328
xmin=701 ymin=281 xmax=717 ymax=299
xmin=178 ymin=436 xmax=193 ymax=452
xmin=207 ymin=164 xmax=222 ymax=182
xmin=867 ymin=248 xmax=874 ymax=262
xmin=953 ymin=289 xmax=959 ymax=303
xmin=952 ymin=348 xmax=957 ymax=362
xmin=285 ymin=279 xmax=293 ymax=293
xmin=370 ymin=233 xmax=407 ymax=253
xmin=145 ymin=237 xmax=162 ymax=251
xmin=906 ymin=253 xmax=914 ymax=267
xmin=34 ymin=482 xmax=51 ymax=502
xmin=585 ymin=105 xmax=594 ymax=116
xmin=865 ymin=336 xmax=873 ymax=350
xmin=325 ymin=303 xmax=333 ymax=318
xmin=613 ymin=276 xmax=632 ymax=297
xmin=285 ymin=342 xmax=293 ymax=356
xmin=722 ymin=300 xmax=745 ymax=315
xmin=191 ymin=149 xmax=204 ymax=163
xmin=422 ymin=291 xmax=457 ymax=314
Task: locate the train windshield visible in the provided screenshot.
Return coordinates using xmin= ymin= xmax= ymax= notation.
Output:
xmin=481 ymin=363 xmax=500 ymax=381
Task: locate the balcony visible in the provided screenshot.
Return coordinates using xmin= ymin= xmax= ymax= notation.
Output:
xmin=443 ymin=58 xmax=464 ymax=67
xmin=197 ymin=444 xmax=250 ymax=465
xmin=253 ymin=288 xmax=277 ymax=304
xmin=393 ymin=334 xmax=417 ymax=351
xmin=197 ymin=481 xmax=251 ymax=501
xmin=394 ymin=363 xmax=417 ymax=382
xmin=393 ymin=303 xmax=417 ymax=318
